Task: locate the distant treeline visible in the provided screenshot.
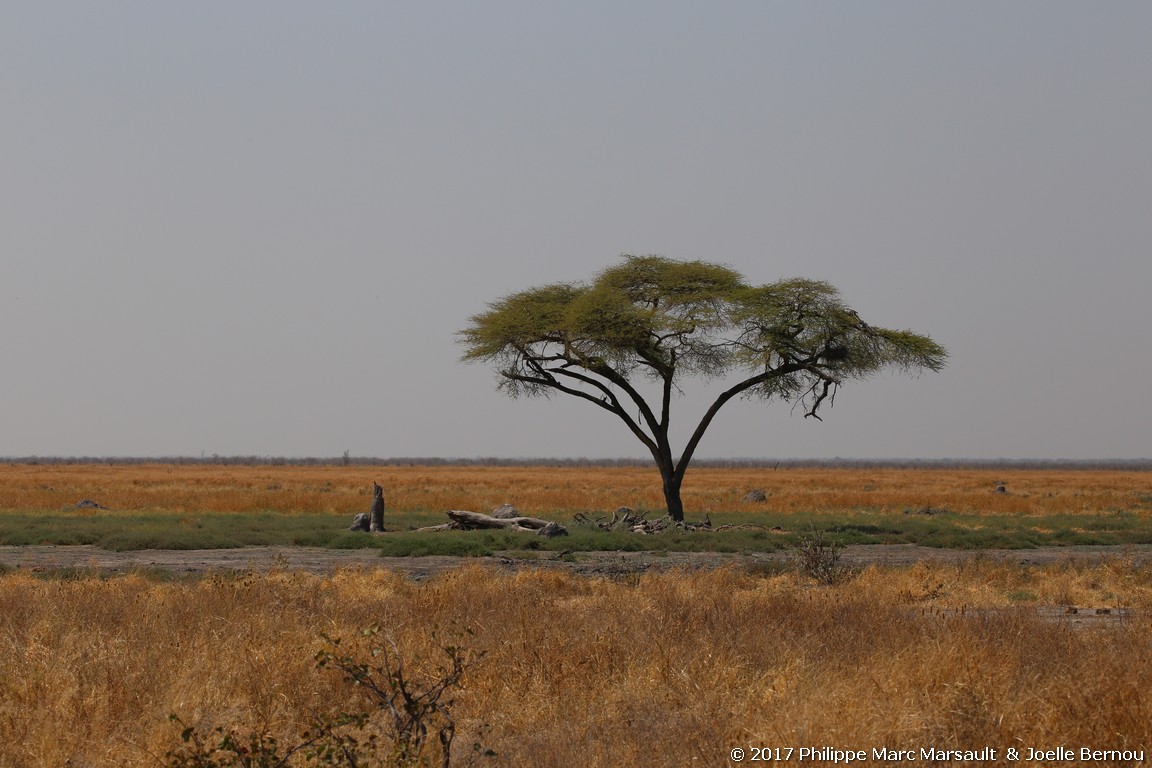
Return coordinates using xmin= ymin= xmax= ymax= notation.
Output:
xmin=2 ymin=455 xmax=1150 ymax=471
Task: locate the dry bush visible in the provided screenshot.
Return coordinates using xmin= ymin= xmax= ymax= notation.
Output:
xmin=1 ymin=562 xmax=1151 ymax=767
xmin=791 ymin=527 xmax=852 ymax=585
xmin=165 ymin=622 xmax=480 ymax=767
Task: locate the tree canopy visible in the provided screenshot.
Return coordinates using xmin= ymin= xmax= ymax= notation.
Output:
xmin=460 ymin=255 xmax=946 ymax=520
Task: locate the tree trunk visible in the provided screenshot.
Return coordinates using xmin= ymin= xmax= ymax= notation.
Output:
xmin=661 ymin=471 xmax=685 ymax=522
xmin=369 ymin=482 xmax=385 ymax=532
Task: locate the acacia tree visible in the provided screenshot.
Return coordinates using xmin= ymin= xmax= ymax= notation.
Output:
xmin=459 ymin=256 xmax=946 ymax=522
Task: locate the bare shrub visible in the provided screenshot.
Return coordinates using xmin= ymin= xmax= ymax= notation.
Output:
xmin=793 ymin=527 xmax=852 ymax=585
xmin=164 ymin=626 xmax=488 ymax=768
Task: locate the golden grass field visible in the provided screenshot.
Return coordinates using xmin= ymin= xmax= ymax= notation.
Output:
xmin=2 ymin=464 xmax=1151 ymax=766
xmin=2 ymin=462 xmax=1149 ymax=518
xmin=1 ymin=562 xmax=1150 ymax=767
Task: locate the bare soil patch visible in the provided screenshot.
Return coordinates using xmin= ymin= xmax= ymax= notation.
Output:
xmin=2 ymin=542 xmax=1149 ymax=580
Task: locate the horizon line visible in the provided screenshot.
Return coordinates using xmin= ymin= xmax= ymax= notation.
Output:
xmin=2 ymin=455 xmax=1150 ymax=470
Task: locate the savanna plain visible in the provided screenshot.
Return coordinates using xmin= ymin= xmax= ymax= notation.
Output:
xmin=1 ymin=463 xmax=1151 ymax=767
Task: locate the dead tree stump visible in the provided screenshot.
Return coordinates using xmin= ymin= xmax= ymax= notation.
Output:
xmin=369 ymin=482 xmax=386 ymax=532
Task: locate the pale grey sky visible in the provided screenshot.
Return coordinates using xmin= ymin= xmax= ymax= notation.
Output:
xmin=2 ymin=2 xmax=1149 ymax=460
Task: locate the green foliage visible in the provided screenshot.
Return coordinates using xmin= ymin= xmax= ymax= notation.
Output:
xmin=458 ymin=282 xmax=584 ymax=368
xmin=165 ymin=626 xmax=491 ymax=768
xmin=731 ymin=279 xmax=947 ymax=407
xmin=460 ymin=254 xmax=946 ymax=410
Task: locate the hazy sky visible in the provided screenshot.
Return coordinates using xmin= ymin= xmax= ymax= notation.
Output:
xmin=2 ymin=2 xmax=1149 ymax=461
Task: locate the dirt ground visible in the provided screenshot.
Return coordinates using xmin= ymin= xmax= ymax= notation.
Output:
xmin=2 ymin=542 xmax=1150 ymax=581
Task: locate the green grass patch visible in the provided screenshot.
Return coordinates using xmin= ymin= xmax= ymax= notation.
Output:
xmin=0 ymin=511 xmax=361 ymax=551
xmin=2 ymin=508 xmax=1152 ymax=554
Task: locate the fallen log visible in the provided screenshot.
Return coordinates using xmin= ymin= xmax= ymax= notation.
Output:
xmin=412 ymin=510 xmax=568 ymax=536
xmin=447 ymin=509 xmax=557 ymax=531
xmin=412 ymin=522 xmax=456 ymax=533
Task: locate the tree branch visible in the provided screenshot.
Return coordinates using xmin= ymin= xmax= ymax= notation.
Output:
xmin=579 ymin=360 xmax=665 ymax=443
xmin=674 ymin=363 xmax=804 ymax=478
xmin=802 ymin=377 xmax=838 ymax=420
xmin=504 ymin=366 xmax=660 ymax=456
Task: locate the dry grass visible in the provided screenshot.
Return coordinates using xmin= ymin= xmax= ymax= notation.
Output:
xmin=2 ymin=561 xmax=1150 ymax=767
xmin=2 ymin=463 xmax=1149 ymax=518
